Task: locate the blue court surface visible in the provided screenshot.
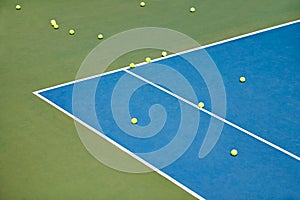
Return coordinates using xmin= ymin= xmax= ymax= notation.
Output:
xmin=34 ymin=21 xmax=300 ymax=199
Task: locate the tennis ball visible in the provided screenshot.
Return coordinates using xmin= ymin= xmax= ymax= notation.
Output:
xmin=50 ymin=19 xmax=57 ymax=26
xmin=129 ymin=63 xmax=135 ymax=68
xmin=16 ymin=5 xmax=21 ymax=10
xmin=161 ymin=51 xmax=168 ymax=57
xmin=131 ymin=118 xmax=138 ymax=124
xmin=53 ymin=24 xmax=59 ymax=29
xmin=145 ymin=57 xmax=151 ymax=63
xmin=98 ymin=34 xmax=104 ymax=40
xmin=190 ymin=7 xmax=196 ymax=13
xmin=239 ymin=76 xmax=246 ymax=83
xmin=140 ymin=2 xmax=146 ymax=7
xmin=231 ymin=149 xmax=238 ymax=156
xmin=69 ymin=29 xmax=75 ymax=35
xmin=198 ymin=102 xmax=204 ymax=108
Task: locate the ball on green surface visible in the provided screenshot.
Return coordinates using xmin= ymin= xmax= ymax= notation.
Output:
xmin=69 ymin=29 xmax=75 ymax=35
xmin=53 ymin=24 xmax=59 ymax=29
xmin=198 ymin=102 xmax=204 ymax=108
xmin=50 ymin=19 xmax=57 ymax=26
xmin=129 ymin=63 xmax=135 ymax=68
xmin=190 ymin=7 xmax=196 ymax=13
xmin=97 ymin=34 xmax=104 ymax=40
xmin=145 ymin=57 xmax=151 ymax=63
xmin=140 ymin=2 xmax=146 ymax=7
xmin=239 ymin=76 xmax=246 ymax=83
xmin=131 ymin=118 xmax=138 ymax=124
xmin=230 ymin=149 xmax=238 ymax=156
xmin=16 ymin=5 xmax=21 ymax=10
xmin=161 ymin=51 xmax=168 ymax=57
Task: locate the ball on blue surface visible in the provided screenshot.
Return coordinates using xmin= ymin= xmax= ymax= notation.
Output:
xmin=230 ymin=149 xmax=238 ymax=156
xmin=240 ymin=76 xmax=246 ymax=83
xmin=198 ymin=102 xmax=204 ymax=108
xmin=131 ymin=118 xmax=138 ymax=124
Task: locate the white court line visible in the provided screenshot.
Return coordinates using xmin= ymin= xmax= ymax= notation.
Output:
xmin=33 ymin=19 xmax=299 ymax=94
xmin=32 ymin=91 xmax=205 ymax=200
xmin=124 ymin=69 xmax=300 ymax=162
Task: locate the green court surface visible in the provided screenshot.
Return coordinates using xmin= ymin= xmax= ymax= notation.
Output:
xmin=1 ymin=0 xmax=299 ymax=199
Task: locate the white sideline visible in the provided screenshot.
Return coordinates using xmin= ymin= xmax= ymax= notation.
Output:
xmin=124 ymin=69 xmax=300 ymax=162
xmin=32 ymin=91 xmax=205 ymax=200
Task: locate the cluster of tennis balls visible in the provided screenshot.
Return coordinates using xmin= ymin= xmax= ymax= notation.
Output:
xmin=48 ymin=18 xmax=104 ymax=40
xmin=17 ymin=2 xmax=195 ymax=39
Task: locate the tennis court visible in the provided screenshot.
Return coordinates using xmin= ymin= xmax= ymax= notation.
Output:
xmin=2 ymin=0 xmax=300 ymax=199
xmin=34 ymin=21 xmax=300 ymax=199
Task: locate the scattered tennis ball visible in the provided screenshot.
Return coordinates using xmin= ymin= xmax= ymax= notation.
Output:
xmin=145 ymin=57 xmax=151 ymax=63
xmin=240 ymin=76 xmax=246 ymax=83
xmin=53 ymin=24 xmax=59 ymax=29
xmin=97 ymin=34 xmax=104 ymax=40
xmin=161 ymin=51 xmax=168 ymax=57
xmin=129 ymin=63 xmax=135 ymax=68
xmin=131 ymin=118 xmax=138 ymax=124
xmin=16 ymin=5 xmax=21 ymax=10
xmin=231 ymin=149 xmax=238 ymax=156
xmin=140 ymin=2 xmax=146 ymax=7
xmin=69 ymin=29 xmax=75 ymax=35
xmin=50 ymin=19 xmax=57 ymax=26
xmin=190 ymin=7 xmax=196 ymax=13
xmin=198 ymin=102 xmax=204 ymax=108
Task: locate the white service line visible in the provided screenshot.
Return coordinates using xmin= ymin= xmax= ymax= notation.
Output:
xmin=124 ymin=69 xmax=300 ymax=162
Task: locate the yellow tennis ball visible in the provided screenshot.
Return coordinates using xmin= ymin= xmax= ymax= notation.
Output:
xmin=140 ymin=2 xmax=146 ymax=7
xmin=131 ymin=118 xmax=138 ymax=124
xmin=50 ymin=19 xmax=56 ymax=26
xmin=240 ymin=76 xmax=246 ymax=83
xmin=69 ymin=29 xmax=75 ymax=35
xmin=231 ymin=149 xmax=238 ymax=156
xmin=98 ymin=34 xmax=104 ymax=39
xmin=53 ymin=24 xmax=59 ymax=29
xmin=161 ymin=51 xmax=168 ymax=57
xmin=16 ymin=5 xmax=21 ymax=10
xmin=129 ymin=63 xmax=135 ymax=68
xmin=190 ymin=7 xmax=196 ymax=13
xmin=145 ymin=57 xmax=151 ymax=63
xmin=198 ymin=102 xmax=204 ymax=108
